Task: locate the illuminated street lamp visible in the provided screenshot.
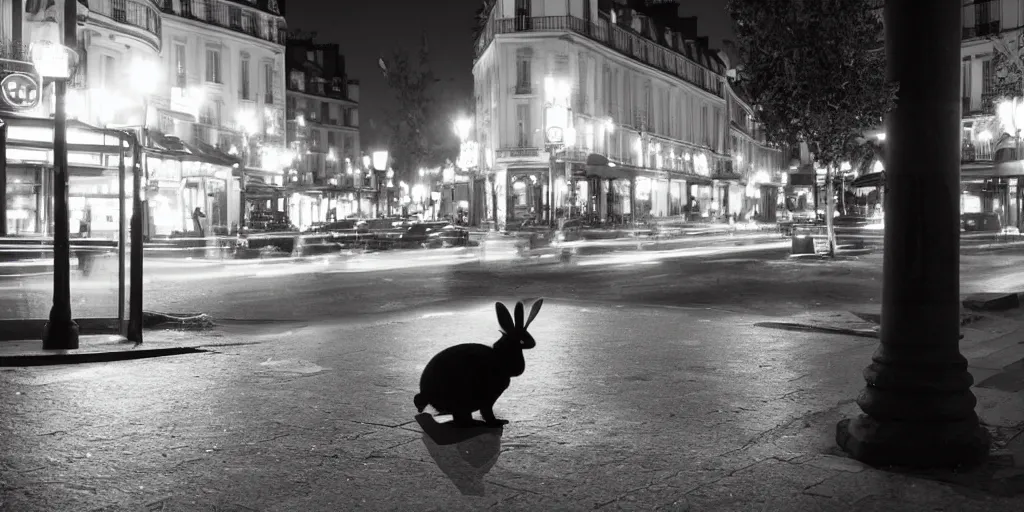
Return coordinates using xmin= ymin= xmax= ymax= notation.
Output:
xmin=453 ymin=117 xmax=472 ymax=142
xmin=543 ymin=76 xmax=573 ymax=227
xmin=371 ymin=150 xmax=389 ymax=171
xmin=370 ymin=151 xmax=391 ymax=216
xmin=31 ymin=22 xmax=81 ymax=349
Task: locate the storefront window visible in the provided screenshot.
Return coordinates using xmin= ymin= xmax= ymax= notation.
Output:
xmin=962 ymin=194 xmax=982 ymax=214
xmin=5 ymin=169 xmax=41 ymax=235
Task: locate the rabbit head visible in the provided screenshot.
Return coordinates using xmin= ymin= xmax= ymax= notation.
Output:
xmin=495 ymin=299 xmax=543 ymax=349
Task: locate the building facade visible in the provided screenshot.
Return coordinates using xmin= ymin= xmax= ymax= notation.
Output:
xmin=0 ymin=0 xmax=290 ymax=239
xmin=2 ymin=0 xmax=164 ymax=238
xmin=284 ymin=33 xmax=366 ymax=230
xmin=151 ymin=0 xmax=288 ymax=236
xmin=959 ymin=0 xmax=1024 ymax=230
xmin=472 ymin=0 xmax=785 ymax=229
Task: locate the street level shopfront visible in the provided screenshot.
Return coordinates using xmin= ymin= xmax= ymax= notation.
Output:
xmin=145 ymin=131 xmax=241 ymax=238
xmin=2 ymin=115 xmax=133 ymax=238
xmin=962 ymin=164 xmax=1022 ymax=230
xmin=571 ymin=160 xmax=716 ymax=224
xmin=287 ymin=186 xmax=374 ymax=231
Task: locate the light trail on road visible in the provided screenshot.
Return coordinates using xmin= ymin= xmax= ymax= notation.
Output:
xmin=574 ymin=241 xmax=792 ymax=266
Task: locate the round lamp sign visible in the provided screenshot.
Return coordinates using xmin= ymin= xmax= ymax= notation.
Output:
xmin=1 ymin=72 xmax=41 ymax=110
xmin=546 ymin=126 xmax=564 ymax=144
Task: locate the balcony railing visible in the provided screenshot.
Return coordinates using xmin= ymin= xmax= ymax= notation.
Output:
xmin=961 ymin=141 xmax=995 ymax=163
xmin=170 ymin=0 xmax=286 ymax=45
xmin=511 ymin=83 xmax=532 ymax=95
xmin=980 ymin=90 xmax=1001 ymax=115
xmin=963 ymin=21 xmax=1000 ymax=39
xmin=287 ymin=76 xmax=354 ymax=101
xmin=477 ymin=15 xmax=723 ymax=97
xmin=0 ymin=38 xmax=29 ymax=63
xmin=496 ymin=147 xmax=541 ymax=159
xmin=89 ymin=0 xmax=162 ymax=42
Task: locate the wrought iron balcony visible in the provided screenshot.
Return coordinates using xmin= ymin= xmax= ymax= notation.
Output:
xmin=170 ymin=0 xmax=286 ymax=45
xmin=88 ymin=0 xmax=163 ymax=46
xmin=477 ymin=15 xmax=723 ymax=97
xmin=510 ymin=83 xmax=532 ymax=95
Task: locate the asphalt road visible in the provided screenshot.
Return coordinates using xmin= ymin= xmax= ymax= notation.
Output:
xmin=3 ymin=238 xmax=1024 ymax=323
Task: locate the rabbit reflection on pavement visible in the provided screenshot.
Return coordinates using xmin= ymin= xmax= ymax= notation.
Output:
xmin=416 ymin=413 xmax=503 ymax=496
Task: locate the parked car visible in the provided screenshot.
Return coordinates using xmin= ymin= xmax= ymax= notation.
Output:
xmin=312 ymin=219 xmax=373 ymax=248
xmin=368 ymin=222 xmax=469 ymax=249
xmin=961 ymin=212 xmax=1002 ymax=233
xmin=402 ymin=222 xmax=472 ymax=249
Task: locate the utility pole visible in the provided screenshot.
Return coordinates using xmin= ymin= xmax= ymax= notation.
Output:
xmin=836 ymin=0 xmax=990 ymax=468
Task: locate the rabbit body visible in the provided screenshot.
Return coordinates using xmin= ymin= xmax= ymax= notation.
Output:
xmin=415 ymin=341 xmax=521 ymax=425
xmin=414 ymin=300 xmax=543 ymax=427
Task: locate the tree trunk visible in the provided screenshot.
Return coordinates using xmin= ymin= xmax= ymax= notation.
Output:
xmin=825 ymin=168 xmax=837 ymax=257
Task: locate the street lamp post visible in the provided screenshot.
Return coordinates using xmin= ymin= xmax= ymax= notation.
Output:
xmin=124 ymin=57 xmax=160 ymax=343
xmin=544 ymin=77 xmax=572 ymax=228
xmin=836 ymin=0 xmax=990 ymax=468
xmin=35 ymin=0 xmax=80 ymax=349
xmin=371 ymin=150 xmax=390 ymax=217
xmin=453 ymin=116 xmax=474 ymax=223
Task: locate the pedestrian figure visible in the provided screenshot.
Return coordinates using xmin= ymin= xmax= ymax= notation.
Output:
xmin=192 ymin=207 xmax=206 ymax=237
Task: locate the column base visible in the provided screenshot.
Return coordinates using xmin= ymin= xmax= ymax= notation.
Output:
xmin=42 ymin=319 xmax=81 ymax=350
xmin=836 ymin=414 xmax=990 ymax=469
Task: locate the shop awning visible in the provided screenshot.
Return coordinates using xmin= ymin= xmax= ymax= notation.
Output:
xmin=712 ymin=172 xmax=743 ymax=182
xmin=852 ymin=171 xmax=885 ymax=188
xmin=961 ymin=160 xmax=1024 ymax=179
xmin=156 ymin=108 xmax=197 ymax=123
xmin=145 ymin=131 xmax=240 ymax=168
xmin=245 ymin=181 xmax=286 ymax=198
xmin=584 ymin=164 xmax=636 ymax=180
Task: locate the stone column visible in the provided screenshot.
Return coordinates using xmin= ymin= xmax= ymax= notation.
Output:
xmin=836 ymin=0 xmax=990 ymax=468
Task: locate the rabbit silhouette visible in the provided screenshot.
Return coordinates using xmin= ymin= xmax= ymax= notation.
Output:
xmin=414 ymin=299 xmax=544 ymax=427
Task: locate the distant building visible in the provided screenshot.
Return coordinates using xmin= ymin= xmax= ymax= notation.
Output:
xmin=284 ymin=33 xmax=367 ymax=228
xmin=153 ymin=0 xmax=289 ymax=236
xmin=959 ymin=0 xmax=1024 ymax=229
xmin=472 ymin=0 xmax=785 ymax=229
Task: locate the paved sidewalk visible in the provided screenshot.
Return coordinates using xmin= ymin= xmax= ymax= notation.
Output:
xmin=2 ymin=301 xmax=1024 ymax=511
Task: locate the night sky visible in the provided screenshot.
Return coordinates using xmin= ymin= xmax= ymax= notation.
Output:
xmin=284 ymin=0 xmax=733 ymax=149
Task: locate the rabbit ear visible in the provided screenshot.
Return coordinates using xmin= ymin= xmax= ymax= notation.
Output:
xmin=514 ymin=302 xmax=525 ymax=328
xmin=525 ymin=298 xmax=544 ymax=328
xmin=496 ymin=302 xmax=515 ymax=333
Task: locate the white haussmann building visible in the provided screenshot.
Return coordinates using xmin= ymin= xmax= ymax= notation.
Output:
xmin=0 ymin=0 xmax=289 ymax=239
xmin=472 ymin=0 xmax=785 ymax=230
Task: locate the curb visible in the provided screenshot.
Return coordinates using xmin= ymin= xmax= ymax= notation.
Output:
xmin=0 ymin=344 xmax=208 ymax=367
xmin=754 ymin=321 xmax=880 ymax=338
